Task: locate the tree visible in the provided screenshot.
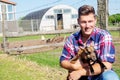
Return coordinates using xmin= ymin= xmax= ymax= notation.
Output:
xmin=109 ymin=14 xmax=120 ymax=25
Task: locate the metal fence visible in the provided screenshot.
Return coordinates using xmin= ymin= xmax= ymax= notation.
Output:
xmin=18 ymin=20 xmax=40 ymax=32
xmin=0 ymin=20 xmax=120 ymax=37
xmin=0 ymin=19 xmax=79 ymax=37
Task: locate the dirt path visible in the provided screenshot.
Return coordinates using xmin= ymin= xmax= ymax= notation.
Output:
xmin=0 ymin=36 xmax=65 ymax=54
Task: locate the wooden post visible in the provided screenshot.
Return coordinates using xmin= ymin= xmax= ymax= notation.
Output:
xmin=97 ymin=0 xmax=108 ymax=29
xmin=1 ymin=4 xmax=7 ymax=53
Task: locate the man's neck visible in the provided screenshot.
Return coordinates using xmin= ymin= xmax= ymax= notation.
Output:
xmin=81 ymin=34 xmax=90 ymax=43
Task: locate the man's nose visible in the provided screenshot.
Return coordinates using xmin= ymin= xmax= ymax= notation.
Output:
xmin=85 ymin=22 xmax=90 ymax=27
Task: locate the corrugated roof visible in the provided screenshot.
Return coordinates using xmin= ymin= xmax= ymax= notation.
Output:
xmin=0 ymin=0 xmax=16 ymax=5
xmin=23 ymin=7 xmax=51 ymax=20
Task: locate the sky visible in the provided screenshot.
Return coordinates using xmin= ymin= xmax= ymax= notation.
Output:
xmin=11 ymin=0 xmax=120 ymax=19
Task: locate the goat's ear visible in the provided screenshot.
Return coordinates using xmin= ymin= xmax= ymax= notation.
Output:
xmin=89 ymin=41 xmax=94 ymax=50
xmin=79 ymin=46 xmax=84 ymax=49
xmin=90 ymin=46 xmax=94 ymax=51
xmin=78 ymin=47 xmax=84 ymax=55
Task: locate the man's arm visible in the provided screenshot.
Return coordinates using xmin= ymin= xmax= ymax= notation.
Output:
xmin=69 ymin=61 xmax=112 ymax=77
xmin=90 ymin=61 xmax=112 ymax=75
xmin=60 ymin=57 xmax=112 ymax=80
xmin=60 ymin=59 xmax=84 ymax=71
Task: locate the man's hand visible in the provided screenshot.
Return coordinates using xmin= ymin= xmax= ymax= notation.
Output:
xmin=71 ymin=59 xmax=83 ymax=70
xmin=68 ymin=70 xmax=82 ymax=80
xmin=60 ymin=58 xmax=89 ymax=71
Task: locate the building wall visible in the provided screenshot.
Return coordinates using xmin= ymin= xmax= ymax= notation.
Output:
xmin=0 ymin=2 xmax=16 ymax=34
xmin=0 ymin=2 xmax=16 ymax=21
xmin=40 ymin=5 xmax=78 ymax=31
xmin=40 ymin=9 xmax=55 ymax=31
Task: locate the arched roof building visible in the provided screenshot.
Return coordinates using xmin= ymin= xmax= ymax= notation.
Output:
xmin=23 ymin=4 xmax=78 ymax=31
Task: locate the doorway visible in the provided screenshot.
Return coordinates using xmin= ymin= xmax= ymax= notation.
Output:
xmin=56 ymin=14 xmax=63 ymax=30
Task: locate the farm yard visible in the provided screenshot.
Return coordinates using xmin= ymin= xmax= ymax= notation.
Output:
xmin=0 ymin=31 xmax=120 ymax=80
xmin=0 ymin=0 xmax=120 ymax=80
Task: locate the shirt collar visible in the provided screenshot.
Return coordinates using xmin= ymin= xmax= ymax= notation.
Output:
xmin=77 ymin=28 xmax=97 ymax=44
xmin=73 ymin=27 xmax=97 ymax=46
xmin=90 ymin=27 xmax=98 ymax=41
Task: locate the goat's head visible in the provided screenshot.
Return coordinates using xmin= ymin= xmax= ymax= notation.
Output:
xmin=80 ymin=46 xmax=97 ymax=63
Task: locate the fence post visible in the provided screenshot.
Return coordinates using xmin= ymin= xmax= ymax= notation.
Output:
xmin=1 ymin=4 xmax=7 ymax=53
xmin=31 ymin=20 xmax=34 ymax=32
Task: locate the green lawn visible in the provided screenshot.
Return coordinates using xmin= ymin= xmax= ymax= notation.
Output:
xmin=18 ymin=48 xmax=62 ymax=68
xmin=0 ymin=54 xmax=46 ymax=80
xmin=0 ymin=33 xmax=70 ymax=43
xmin=0 ymin=31 xmax=119 ymax=43
xmin=0 ymin=46 xmax=120 ymax=80
xmin=110 ymin=30 xmax=120 ymax=37
xmin=0 ymin=49 xmax=67 ymax=80
xmin=18 ymin=48 xmax=120 ymax=77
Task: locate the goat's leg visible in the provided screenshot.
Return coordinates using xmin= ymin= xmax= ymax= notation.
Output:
xmin=97 ymin=59 xmax=107 ymax=70
xmin=88 ymin=61 xmax=94 ymax=74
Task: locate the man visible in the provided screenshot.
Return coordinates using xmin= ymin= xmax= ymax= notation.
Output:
xmin=60 ymin=5 xmax=119 ymax=80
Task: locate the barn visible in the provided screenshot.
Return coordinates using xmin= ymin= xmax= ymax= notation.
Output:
xmin=23 ymin=4 xmax=78 ymax=31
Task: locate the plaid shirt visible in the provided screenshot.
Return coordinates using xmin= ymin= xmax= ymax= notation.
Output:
xmin=60 ymin=27 xmax=115 ymax=63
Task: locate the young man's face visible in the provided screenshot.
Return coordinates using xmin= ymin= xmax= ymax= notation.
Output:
xmin=78 ymin=13 xmax=96 ymax=36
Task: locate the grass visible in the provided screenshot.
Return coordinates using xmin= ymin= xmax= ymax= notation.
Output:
xmin=0 ymin=48 xmax=68 ymax=80
xmin=18 ymin=48 xmax=62 ymax=68
xmin=0 ymin=33 xmax=70 ymax=43
xmin=0 ymin=45 xmax=120 ymax=80
xmin=0 ymin=31 xmax=119 ymax=43
xmin=113 ymin=45 xmax=120 ymax=77
xmin=0 ymin=51 xmax=67 ymax=80
xmin=18 ymin=47 xmax=120 ymax=77
xmin=109 ymin=30 xmax=120 ymax=37
xmin=0 ymin=54 xmax=45 ymax=80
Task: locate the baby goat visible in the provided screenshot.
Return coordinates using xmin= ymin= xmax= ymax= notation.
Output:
xmin=70 ymin=46 xmax=106 ymax=74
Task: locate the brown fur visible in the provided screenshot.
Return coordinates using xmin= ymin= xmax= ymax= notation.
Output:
xmin=69 ymin=46 xmax=106 ymax=76
xmin=70 ymin=46 xmax=96 ymax=64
